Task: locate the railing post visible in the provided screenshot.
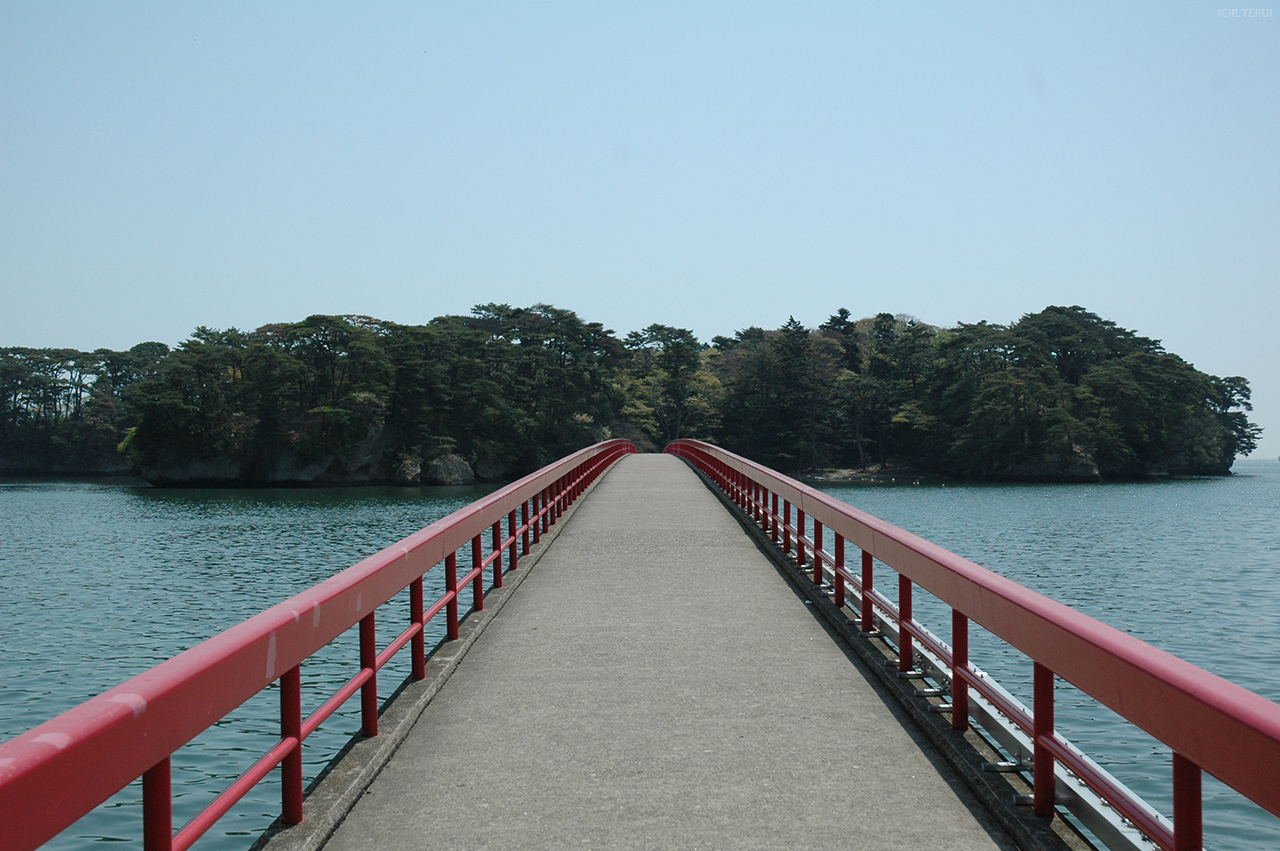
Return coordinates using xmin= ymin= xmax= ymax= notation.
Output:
xmin=770 ymin=492 xmax=779 ymax=543
xmin=521 ymin=501 xmax=530 ymax=554
xmin=812 ymin=520 xmax=823 ymax=584
xmin=360 ymin=612 xmax=378 ymax=738
xmin=797 ymin=509 xmax=807 ymax=566
xmin=280 ymin=665 xmax=303 ymax=824
xmin=1173 ymin=753 xmax=1203 ymax=851
xmin=951 ymin=610 xmax=968 ymax=731
xmin=446 ymin=552 xmax=459 ymax=640
xmin=508 ymin=510 xmax=518 ymax=570
xmin=410 ymin=577 xmax=426 ymax=680
xmin=783 ymin=500 xmax=791 ymax=553
xmin=860 ymin=550 xmax=874 ymax=632
xmin=491 ymin=522 xmax=503 ymax=588
xmin=897 ymin=574 xmax=913 ymax=673
xmin=1033 ymin=662 xmax=1055 ymax=817
xmin=533 ymin=492 xmax=543 ymax=542
xmin=142 ymin=757 xmax=172 ymax=851
xmin=834 ymin=534 xmax=845 ymax=608
xmin=471 ymin=535 xmax=484 ymax=612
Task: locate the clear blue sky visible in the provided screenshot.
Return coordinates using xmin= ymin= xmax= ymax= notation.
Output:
xmin=2 ymin=2 xmax=1276 ymax=456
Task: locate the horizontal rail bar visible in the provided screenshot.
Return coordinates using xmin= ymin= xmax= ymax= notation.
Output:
xmin=1041 ymin=733 xmax=1174 ymax=850
xmin=376 ymin=622 xmax=424 ymax=672
xmin=958 ymin=666 xmax=1036 ymax=736
xmin=848 ymin=562 xmax=1162 ymax=851
xmin=831 ymin=554 xmax=1042 ymax=737
xmin=829 ymin=560 xmax=1044 ymax=738
xmin=458 ymin=565 xmax=485 ymax=589
xmin=0 ymin=440 xmax=635 ymax=851
xmin=302 ymin=667 xmax=374 ymax=741
xmin=423 ymin=590 xmax=455 ymax=624
xmin=172 ymin=737 xmax=298 ymax=851
xmin=666 ymin=439 xmax=1280 ymax=835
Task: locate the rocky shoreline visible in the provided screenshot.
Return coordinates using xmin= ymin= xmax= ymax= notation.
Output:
xmin=3 ymin=450 xmax=1234 ymax=488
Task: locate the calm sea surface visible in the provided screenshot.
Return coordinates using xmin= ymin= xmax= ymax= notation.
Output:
xmin=820 ymin=458 xmax=1280 ymax=850
xmin=0 ymin=481 xmax=499 ymax=850
xmin=2 ymin=459 xmax=1278 ymax=850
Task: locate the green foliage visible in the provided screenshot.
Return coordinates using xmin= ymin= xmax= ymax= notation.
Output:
xmin=703 ymin=305 xmax=1260 ymax=479
xmin=708 ymin=318 xmax=841 ymax=472
xmin=622 ymin=324 xmax=718 ymax=446
xmin=115 ymin=307 xmax=629 ymax=481
xmin=1 ymin=303 xmax=1261 ymax=482
xmin=0 ymin=344 xmax=168 ymax=472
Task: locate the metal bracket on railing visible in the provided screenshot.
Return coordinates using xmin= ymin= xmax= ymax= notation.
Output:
xmin=983 ymin=759 xmax=1034 ymax=773
xmin=1015 ymin=792 xmax=1076 ymax=808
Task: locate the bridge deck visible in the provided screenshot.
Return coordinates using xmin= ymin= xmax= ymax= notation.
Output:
xmin=318 ymin=454 xmax=1015 ymax=849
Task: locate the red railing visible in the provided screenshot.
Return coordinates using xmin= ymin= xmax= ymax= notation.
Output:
xmin=0 ymin=439 xmax=636 ymax=851
xmin=666 ymin=439 xmax=1280 ymax=851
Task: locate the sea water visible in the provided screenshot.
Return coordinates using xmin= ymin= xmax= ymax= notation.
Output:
xmin=819 ymin=458 xmax=1280 ymax=850
xmin=1 ymin=461 xmax=1277 ymax=850
xmin=0 ymin=481 xmax=497 ymax=850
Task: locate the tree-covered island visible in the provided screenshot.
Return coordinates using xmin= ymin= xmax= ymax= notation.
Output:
xmin=0 ymin=305 xmax=1261 ymax=485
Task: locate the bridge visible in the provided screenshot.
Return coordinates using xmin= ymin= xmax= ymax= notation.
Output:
xmin=3 ymin=441 xmax=1280 ymax=851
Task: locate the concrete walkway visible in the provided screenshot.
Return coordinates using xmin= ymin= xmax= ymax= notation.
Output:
xmin=321 ymin=454 xmax=1016 ymax=850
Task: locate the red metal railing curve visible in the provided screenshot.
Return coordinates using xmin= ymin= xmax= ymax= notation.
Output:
xmin=666 ymin=439 xmax=1280 ymax=851
xmin=0 ymin=439 xmax=636 ymax=851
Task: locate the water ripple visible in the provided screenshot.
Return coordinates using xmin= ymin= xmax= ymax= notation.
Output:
xmin=822 ymin=459 xmax=1280 ymax=850
xmin=0 ymin=481 xmax=496 ymax=851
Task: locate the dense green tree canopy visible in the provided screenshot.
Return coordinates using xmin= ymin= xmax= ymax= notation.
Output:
xmin=705 ymin=306 xmax=1259 ymax=478
xmin=0 ymin=304 xmax=1260 ymax=482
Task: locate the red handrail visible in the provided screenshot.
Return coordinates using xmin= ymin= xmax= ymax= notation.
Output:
xmin=666 ymin=439 xmax=1280 ymax=851
xmin=0 ymin=439 xmax=635 ymax=851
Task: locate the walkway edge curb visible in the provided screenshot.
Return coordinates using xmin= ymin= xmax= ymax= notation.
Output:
xmin=679 ymin=458 xmax=1092 ymax=851
xmin=252 ymin=461 xmax=622 ymax=851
